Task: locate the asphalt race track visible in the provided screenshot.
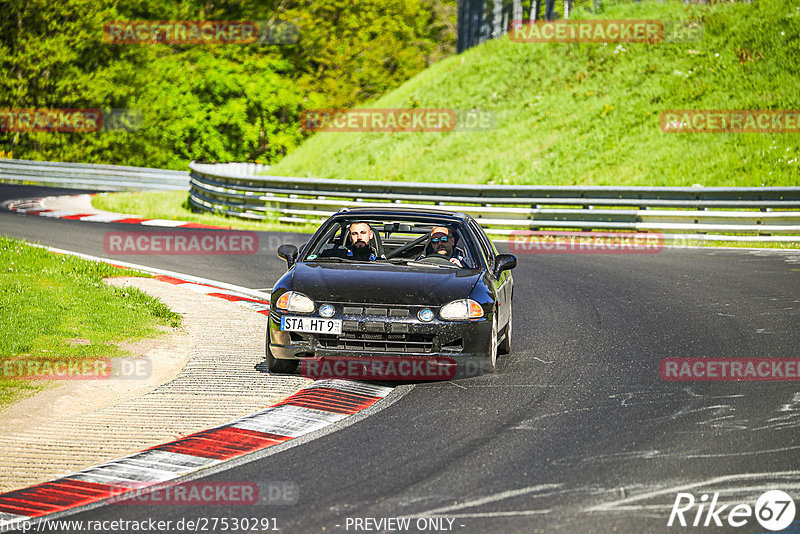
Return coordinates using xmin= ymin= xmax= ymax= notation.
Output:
xmin=2 ymin=185 xmax=800 ymax=533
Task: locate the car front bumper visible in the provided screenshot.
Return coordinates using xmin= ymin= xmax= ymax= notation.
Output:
xmin=268 ymin=308 xmax=492 ymax=361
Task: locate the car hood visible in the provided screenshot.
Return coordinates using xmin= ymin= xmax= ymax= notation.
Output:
xmin=291 ymin=262 xmax=483 ymax=306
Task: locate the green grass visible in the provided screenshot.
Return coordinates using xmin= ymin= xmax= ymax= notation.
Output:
xmin=0 ymin=237 xmax=181 ymax=408
xmin=268 ymin=0 xmax=800 ymax=187
xmin=94 ymin=0 xmax=799 ymax=248
xmin=92 ymin=191 xmax=318 ymax=233
xmin=667 ymin=239 xmax=799 ymax=249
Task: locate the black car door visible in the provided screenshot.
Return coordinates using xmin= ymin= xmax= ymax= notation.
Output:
xmin=469 ymin=219 xmax=512 ymax=327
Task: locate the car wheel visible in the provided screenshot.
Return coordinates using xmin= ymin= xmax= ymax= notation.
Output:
xmin=266 ymin=331 xmax=299 ymax=374
xmin=489 ymin=311 xmax=498 ymax=371
xmin=499 ymin=304 xmax=512 ymax=355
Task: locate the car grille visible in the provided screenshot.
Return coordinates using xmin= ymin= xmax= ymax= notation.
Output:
xmin=317 ymin=333 xmax=434 ymax=353
xmin=342 ymin=306 xmax=411 ymax=318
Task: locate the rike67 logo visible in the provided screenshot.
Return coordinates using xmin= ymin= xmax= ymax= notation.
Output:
xmin=668 ymin=490 xmax=796 ymax=531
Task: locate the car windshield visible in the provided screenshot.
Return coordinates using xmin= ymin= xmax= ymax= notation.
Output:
xmin=302 ymin=217 xmax=479 ymax=269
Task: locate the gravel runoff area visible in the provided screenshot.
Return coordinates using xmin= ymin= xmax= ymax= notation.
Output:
xmin=0 ymin=276 xmax=312 ymax=493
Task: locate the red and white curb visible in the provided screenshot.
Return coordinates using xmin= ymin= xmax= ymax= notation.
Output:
xmin=0 ymin=380 xmax=392 ymax=529
xmin=0 ymin=245 xmax=395 ymax=530
xmin=151 ymin=274 xmax=270 ymax=314
xmin=31 ymin=244 xmax=272 ymax=314
xmin=2 ymin=195 xmax=229 ymax=229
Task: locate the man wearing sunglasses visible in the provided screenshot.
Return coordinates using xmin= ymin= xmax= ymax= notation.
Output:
xmin=423 ymin=226 xmax=465 ymax=267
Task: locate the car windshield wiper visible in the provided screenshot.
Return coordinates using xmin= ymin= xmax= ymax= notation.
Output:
xmin=405 ymin=261 xmax=458 ymax=269
xmin=304 ymin=256 xmax=346 ymax=262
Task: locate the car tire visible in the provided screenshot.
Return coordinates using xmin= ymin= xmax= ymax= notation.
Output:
xmin=488 ymin=311 xmax=498 ymax=372
xmin=266 ymin=331 xmax=299 ymax=374
xmin=499 ymin=304 xmax=512 ymax=355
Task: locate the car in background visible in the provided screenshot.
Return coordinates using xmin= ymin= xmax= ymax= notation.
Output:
xmin=266 ymin=207 xmax=516 ymax=377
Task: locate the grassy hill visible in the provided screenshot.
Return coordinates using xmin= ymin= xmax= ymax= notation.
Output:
xmin=268 ymin=0 xmax=800 ymax=186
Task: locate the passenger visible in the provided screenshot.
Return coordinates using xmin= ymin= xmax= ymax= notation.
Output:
xmin=346 ymin=222 xmax=378 ymax=261
xmin=422 ymin=226 xmax=465 ymax=267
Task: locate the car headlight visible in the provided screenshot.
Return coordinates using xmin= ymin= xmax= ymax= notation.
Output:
xmin=276 ymin=291 xmax=315 ymax=313
xmin=439 ymin=299 xmax=484 ymax=321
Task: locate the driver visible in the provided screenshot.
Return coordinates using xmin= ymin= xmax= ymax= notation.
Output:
xmin=420 ymin=226 xmax=465 ymax=267
xmin=346 ymin=222 xmax=379 ymax=261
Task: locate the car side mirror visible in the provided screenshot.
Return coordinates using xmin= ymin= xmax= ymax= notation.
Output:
xmin=494 ymin=254 xmax=517 ymax=277
xmin=277 ymin=244 xmax=298 ymax=268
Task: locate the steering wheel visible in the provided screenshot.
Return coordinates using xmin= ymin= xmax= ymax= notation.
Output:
xmin=417 ymin=254 xmax=458 ymax=266
xmin=386 ymin=232 xmax=431 ymax=259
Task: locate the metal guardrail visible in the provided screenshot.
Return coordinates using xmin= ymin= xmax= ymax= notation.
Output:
xmin=0 ymin=158 xmax=189 ymax=191
xmin=189 ymin=162 xmax=800 ymax=241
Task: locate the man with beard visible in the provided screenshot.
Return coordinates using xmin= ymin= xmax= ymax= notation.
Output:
xmin=346 ymin=221 xmax=379 ymax=261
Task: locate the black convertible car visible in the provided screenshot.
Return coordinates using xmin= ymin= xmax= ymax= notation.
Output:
xmin=266 ymin=207 xmax=516 ymax=378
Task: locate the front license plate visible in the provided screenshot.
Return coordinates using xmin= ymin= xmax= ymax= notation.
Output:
xmin=281 ymin=316 xmax=342 ymax=334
